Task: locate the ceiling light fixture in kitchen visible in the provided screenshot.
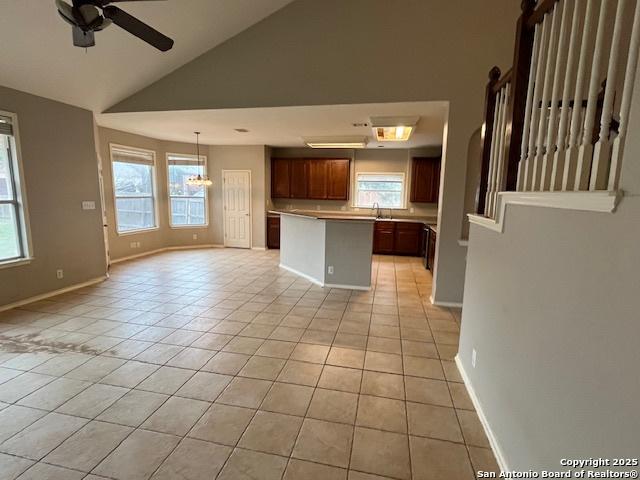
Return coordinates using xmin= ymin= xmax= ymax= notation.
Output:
xmin=304 ymin=136 xmax=368 ymax=149
xmin=370 ymin=116 xmax=419 ymax=142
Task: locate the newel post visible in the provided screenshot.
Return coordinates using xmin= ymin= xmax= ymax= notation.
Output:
xmin=503 ymin=0 xmax=537 ymax=191
xmin=476 ymin=66 xmax=501 ymax=215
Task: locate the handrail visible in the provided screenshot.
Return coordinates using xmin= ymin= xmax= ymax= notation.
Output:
xmin=527 ymin=0 xmax=561 ymax=28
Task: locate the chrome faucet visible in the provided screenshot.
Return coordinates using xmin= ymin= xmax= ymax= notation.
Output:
xmin=372 ymin=202 xmax=381 ymax=218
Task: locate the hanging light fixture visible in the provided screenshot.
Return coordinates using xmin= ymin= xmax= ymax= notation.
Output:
xmin=186 ymin=131 xmax=212 ymax=186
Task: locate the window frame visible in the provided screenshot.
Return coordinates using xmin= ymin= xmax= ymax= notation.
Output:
xmin=166 ymin=152 xmax=209 ymax=229
xmin=353 ymin=171 xmax=408 ymax=210
xmin=109 ymin=143 xmax=159 ymax=236
xmin=0 ymin=111 xmax=33 ymax=269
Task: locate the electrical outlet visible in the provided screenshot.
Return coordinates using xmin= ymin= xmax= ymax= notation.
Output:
xmin=410 ymin=207 xmax=415 ymax=213
xmin=327 ymin=265 xmax=334 ymax=275
xmin=56 ymin=269 xmax=64 ymax=279
xmin=340 ymin=206 xmax=346 ymax=211
xmin=81 ymin=201 xmax=96 ymax=210
xmin=193 ymin=234 xmax=198 ymax=240
xmin=130 ymin=242 xmax=137 ymax=249
xmin=472 ymin=348 xmax=477 ymax=368
xmin=316 ymin=205 xmax=321 ymax=210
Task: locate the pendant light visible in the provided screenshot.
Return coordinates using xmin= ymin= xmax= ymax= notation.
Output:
xmin=186 ymin=131 xmax=212 ymax=186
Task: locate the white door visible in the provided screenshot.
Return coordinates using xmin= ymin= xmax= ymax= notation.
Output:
xmin=223 ymin=170 xmax=251 ymax=248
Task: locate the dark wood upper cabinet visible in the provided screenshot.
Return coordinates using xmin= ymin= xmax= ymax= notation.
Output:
xmin=289 ymin=160 xmax=308 ymax=198
xmin=271 ymin=158 xmax=291 ymax=198
xmin=410 ymin=156 xmax=441 ymax=203
xmin=307 ymin=159 xmax=329 ymax=199
xmin=271 ymin=157 xmax=350 ymax=201
xmin=327 ymin=159 xmax=350 ymax=200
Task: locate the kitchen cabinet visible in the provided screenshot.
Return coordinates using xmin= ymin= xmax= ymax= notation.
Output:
xmin=307 ymin=159 xmax=329 ymax=199
xmin=327 ymin=159 xmax=350 ymax=200
xmin=267 ymin=216 xmax=280 ymax=249
xmin=373 ymin=221 xmax=396 ymax=254
xmin=270 ymin=158 xmax=350 ymax=201
xmin=271 ymin=158 xmax=290 ymax=198
xmin=426 ymin=226 xmax=437 ymax=271
xmin=410 ymin=156 xmax=441 ymax=203
xmin=290 ymin=160 xmax=308 ymax=198
xmin=373 ymin=221 xmax=425 ymax=256
xmin=394 ymin=222 xmax=424 ymax=255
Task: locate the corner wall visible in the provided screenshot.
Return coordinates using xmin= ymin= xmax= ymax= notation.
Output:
xmin=0 ymin=86 xmax=106 ymax=306
xmin=458 ymin=199 xmax=640 ymax=470
xmin=98 ymin=129 xmax=268 ymax=259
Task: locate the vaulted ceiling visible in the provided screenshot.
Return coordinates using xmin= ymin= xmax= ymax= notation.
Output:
xmin=0 ymin=0 xmax=294 ymax=112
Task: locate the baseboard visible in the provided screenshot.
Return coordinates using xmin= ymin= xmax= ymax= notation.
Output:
xmin=110 ymin=248 xmax=165 ymax=264
xmin=279 ymin=264 xmax=371 ymax=290
xmin=251 ymin=247 xmax=267 ymax=251
xmin=110 ymin=244 xmax=222 ymax=264
xmin=0 ymin=275 xmax=108 ymax=313
xmin=324 ymin=282 xmax=370 ymax=291
xmin=279 ymin=263 xmax=324 ymax=287
xmin=455 ymin=355 xmax=509 ymax=472
xmin=429 ymin=295 xmax=463 ymax=308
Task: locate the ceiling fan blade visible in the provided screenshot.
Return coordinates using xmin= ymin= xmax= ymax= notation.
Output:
xmin=102 ymin=5 xmax=173 ymax=51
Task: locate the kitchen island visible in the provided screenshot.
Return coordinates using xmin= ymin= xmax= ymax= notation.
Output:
xmin=274 ymin=210 xmax=375 ymax=290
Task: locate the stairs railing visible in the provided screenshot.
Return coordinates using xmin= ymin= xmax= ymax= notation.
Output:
xmin=477 ymin=0 xmax=640 ymax=218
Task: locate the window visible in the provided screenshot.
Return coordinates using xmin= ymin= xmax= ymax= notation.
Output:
xmin=0 ymin=113 xmax=30 ymax=263
xmin=111 ymin=145 xmax=157 ymax=234
xmin=354 ymin=172 xmax=406 ymax=209
xmin=167 ymin=154 xmax=208 ymax=227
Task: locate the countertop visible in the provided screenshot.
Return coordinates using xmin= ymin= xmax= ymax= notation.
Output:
xmin=268 ymin=209 xmax=437 ymax=226
xmin=269 ymin=210 xmax=376 ymax=222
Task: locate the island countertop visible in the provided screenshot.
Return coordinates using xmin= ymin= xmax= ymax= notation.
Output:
xmin=268 ymin=209 xmax=436 ymax=225
xmin=269 ymin=210 xmax=376 ymax=222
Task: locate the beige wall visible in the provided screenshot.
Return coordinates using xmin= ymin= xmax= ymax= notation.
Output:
xmin=208 ymin=145 xmax=268 ymax=248
xmin=98 ymin=127 xmax=218 ymax=261
xmin=0 ymin=86 xmax=106 ymax=307
xmin=105 ymin=0 xmax=520 ymax=303
xmin=270 ymin=147 xmax=441 ymax=219
xmin=98 ymin=128 xmax=268 ymax=259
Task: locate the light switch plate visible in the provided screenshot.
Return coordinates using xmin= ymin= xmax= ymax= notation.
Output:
xmin=82 ymin=201 xmax=96 ymax=210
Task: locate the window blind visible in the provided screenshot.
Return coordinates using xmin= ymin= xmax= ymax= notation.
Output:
xmin=0 ymin=115 xmax=13 ymax=136
xmin=111 ymin=147 xmax=154 ymax=165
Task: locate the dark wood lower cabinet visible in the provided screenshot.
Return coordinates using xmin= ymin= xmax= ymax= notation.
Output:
xmin=267 ymin=217 xmax=280 ymax=249
xmin=373 ymin=222 xmax=396 ymax=254
xmin=373 ymin=221 xmax=425 ymax=256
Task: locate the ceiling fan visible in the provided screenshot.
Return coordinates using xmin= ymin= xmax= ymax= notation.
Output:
xmin=55 ymin=0 xmax=174 ymax=51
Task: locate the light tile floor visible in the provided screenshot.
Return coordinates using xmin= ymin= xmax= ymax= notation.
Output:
xmin=0 ymin=249 xmax=499 ymax=480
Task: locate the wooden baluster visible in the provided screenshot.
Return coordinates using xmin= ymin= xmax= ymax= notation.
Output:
xmin=503 ymin=0 xmax=537 ymax=193
xmin=477 ymin=67 xmax=501 ymax=215
xmin=518 ymin=23 xmax=542 ymax=191
xmin=564 ymin=0 xmax=598 ymax=191
xmin=532 ymin=6 xmax=560 ymax=191
xmin=552 ymin=0 xmax=583 ymax=190
xmin=575 ymin=0 xmax=611 ymax=190
xmin=591 ymin=0 xmax=628 ymax=190
xmin=541 ymin=0 xmax=569 ymax=190
xmin=524 ymin=15 xmax=551 ymax=190
xmin=609 ymin=0 xmax=640 ymax=190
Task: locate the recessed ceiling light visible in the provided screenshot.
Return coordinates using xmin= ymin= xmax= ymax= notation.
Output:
xmin=303 ymin=136 xmax=368 ymax=149
xmin=370 ymin=116 xmax=419 ymax=142
xmin=234 ymin=128 xmax=249 ymax=133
